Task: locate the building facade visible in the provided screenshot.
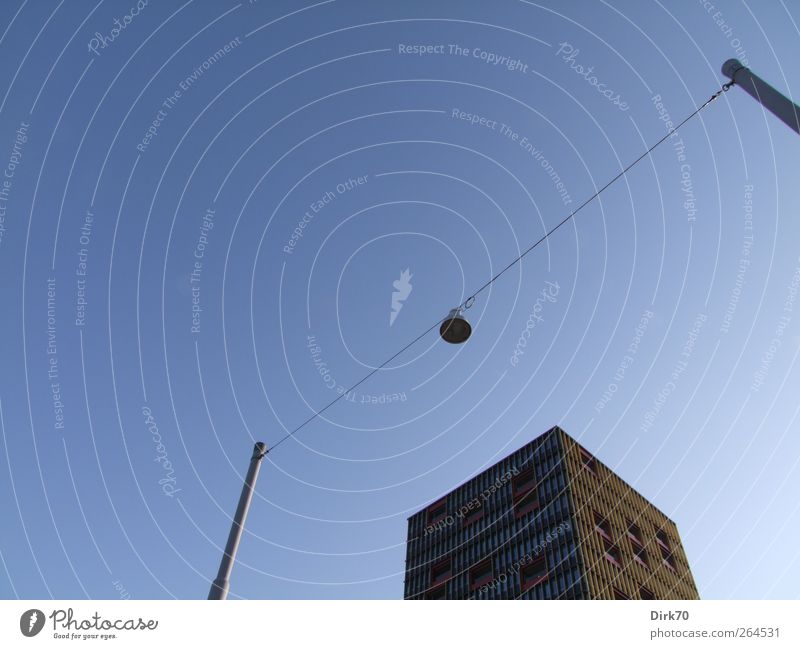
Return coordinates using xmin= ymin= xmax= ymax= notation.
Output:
xmin=403 ymin=427 xmax=699 ymax=600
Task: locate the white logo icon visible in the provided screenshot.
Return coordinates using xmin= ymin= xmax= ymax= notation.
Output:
xmin=390 ymin=268 xmax=413 ymax=326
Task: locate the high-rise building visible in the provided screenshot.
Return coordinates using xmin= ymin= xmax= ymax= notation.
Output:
xmin=403 ymin=426 xmax=699 ymax=599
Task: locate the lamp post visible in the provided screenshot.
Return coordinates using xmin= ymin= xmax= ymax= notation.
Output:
xmin=208 ymin=442 xmax=268 ymax=600
xmin=207 ymin=301 xmax=472 ymax=600
xmin=722 ymin=59 xmax=800 ymax=135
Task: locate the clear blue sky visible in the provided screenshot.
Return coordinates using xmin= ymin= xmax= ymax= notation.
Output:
xmin=0 ymin=0 xmax=798 ymax=599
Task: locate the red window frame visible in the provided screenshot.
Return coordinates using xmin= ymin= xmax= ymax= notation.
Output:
xmin=627 ymin=523 xmax=648 ymax=568
xmin=639 ymin=586 xmax=656 ymax=600
xmin=660 ymin=545 xmax=677 ymax=572
xmin=593 ymin=511 xmax=612 ymax=541
xmin=462 ymin=500 xmax=484 ymax=527
xmin=430 ymin=557 xmax=452 ymax=585
xmin=521 ymin=555 xmax=548 ymax=590
xmin=469 ymin=559 xmax=494 ymax=590
xmin=655 ymin=530 xmax=676 ymax=571
xmin=632 ymin=543 xmax=649 ymax=569
xmin=602 ymin=538 xmax=622 ymax=568
xmin=514 ymin=491 xmax=540 ymax=518
xmin=513 ymin=467 xmax=536 ymax=492
xmin=512 ymin=468 xmax=539 ymax=517
xmin=427 ymin=498 xmax=447 ymax=526
xmin=579 ymin=447 xmax=598 ymax=474
xmin=424 ymin=584 xmax=447 ymax=600
xmin=627 ymin=520 xmax=644 ymax=546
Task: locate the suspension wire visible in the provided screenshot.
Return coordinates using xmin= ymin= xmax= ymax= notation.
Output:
xmin=268 ymin=81 xmax=734 ymax=453
xmin=457 ymin=79 xmax=735 ymax=310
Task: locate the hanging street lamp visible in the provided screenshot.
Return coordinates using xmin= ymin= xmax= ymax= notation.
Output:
xmin=439 ymin=308 xmax=472 ymax=344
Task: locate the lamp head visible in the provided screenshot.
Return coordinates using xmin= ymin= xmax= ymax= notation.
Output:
xmin=439 ymin=308 xmax=472 ymax=344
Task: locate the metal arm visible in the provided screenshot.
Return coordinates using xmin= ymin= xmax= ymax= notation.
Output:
xmin=722 ymin=59 xmax=800 ymax=135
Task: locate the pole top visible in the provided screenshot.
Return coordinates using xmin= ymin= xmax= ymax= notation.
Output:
xmin=252 ymin=442 xmax=268 ymax=459
xmin=722 ymin=58 xmax=746 ymax=80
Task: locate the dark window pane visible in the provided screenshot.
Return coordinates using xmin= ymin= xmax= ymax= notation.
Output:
xmin=470 ymin=560 xmax=493 ymax=590
xmin=521 ymin=556 xmax=548 ymax=589
xmin=431 ymin=558 xmax=452 ymax=584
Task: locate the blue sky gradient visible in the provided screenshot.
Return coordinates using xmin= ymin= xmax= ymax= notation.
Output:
xmin=0 ymin=0 xmax=799 ymax=599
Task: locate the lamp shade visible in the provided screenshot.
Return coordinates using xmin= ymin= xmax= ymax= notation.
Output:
xmin=439 ymin=308 xmax=472 ymax=344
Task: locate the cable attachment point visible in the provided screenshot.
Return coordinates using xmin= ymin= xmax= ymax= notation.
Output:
xmin=464 ymin=296 xmax=476 ymax=310
xmin=710 ymin=80 xmax=736 ymax=102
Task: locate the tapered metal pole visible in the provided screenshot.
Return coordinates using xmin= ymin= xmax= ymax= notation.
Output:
xmin=208 ymin=442 xmax=267 ymax=600
xmin=722 ymin=59 xmax=800 ymax=135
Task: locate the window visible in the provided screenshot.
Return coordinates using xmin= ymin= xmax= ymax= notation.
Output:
xmin=469 ymin=559 xmax=493 ymax=590
xmin=513 ymin=467 xmax=536 ymax=493
xmin=580 ymin=447 xmax=598 ymax=474
xmin=512 ymin=468 xmax=539 ymax=517
xmin=632 ymin=542 xmax=649 ymax=568
xmin=627 ymin=520 xmax=644 ymax=546
xmin=593 ymin=511 xmax=612 ymax=540
xmin=427 ymin=498 xmax=447 ymax=526
xmin=521 ymin=556 xmax=548 ymax=590
xmin=613 ymin=588 xmax=630 ymax=600
xmin=425 ymin=584 xmax=447 ymax=600
xmin=627 ymin=521 xmax=648 ymax=568
xmin=660 ymin=545 xmax=677 ymax=571
xmin=655 ymin=530 xmax=676 ymax=571
xmin=430 ymin=557 xmax=452 ymax=585
xmin=462 ymin=500 xmax=484 ymax=527
xmin=515 ymin=489 xmax=539 ymax=517
xmin=602 ymin=538 xmax=622 ymax=568
xmin=639 ymin=586 xmax=656 ymax=600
